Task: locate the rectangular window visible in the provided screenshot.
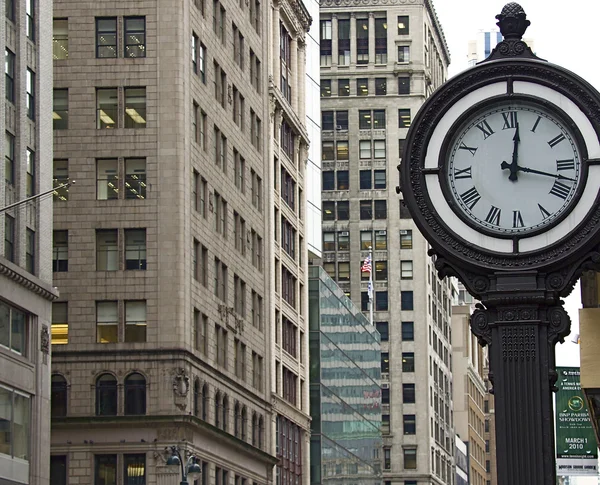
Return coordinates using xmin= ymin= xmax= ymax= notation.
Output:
xmin=403 ymin=448 xmax=417 ymax=469
xmin=360 ymin=200 xmax=372 ymax=220
xmin=402 ymin=321 xmax=414 ymax=341
xmin=124 ymin=17 xmax=146 ymax=58
xmin=375 ymin=230 xmax=387 ymax=250
xmin=338 ymin=19 xmax=350 ymax=65
xmin=53 ymin=19 xmax=68 ymax=59
xmin=125 ymin=229 xmax=146 ymax=270
xmin=53 ymin=89 xmax=68 ymax=129
xmin=337 ymin=171 xmax=349 ymax=190
xmin=4 ymin=215 xmax=14 ymax=262
xmin=26 ymin=69 xmax=35 ymax=120
xmin=356 ymin=18 xmax=369 ymax=64
xmin=323 ymin=232 xmax=335 ymax=251
xmin=125 ymin=158 xmax=146 ymax=199
xmin=96 ymin=229 xmax=118 ymax=271
xmin=0 ymin=300 xmax=26 ymax=354
xmin=0 ymin=385 xmax=30 ymax=459
xmin=376 ymin=321 xmax=388 ymax=341
xmin=50 ymin=456 xmax=68 ymax=485
xmin=375 ymin=291 xmax=388 ymax=311
xmin=400 ymin=230 xmax=413 ymax=249
xmin=321 ymin=79 xmax=331 ymax=97
xmin=199 ymin=43 xmax=206 ymax=83
xmin=95 ymin=455 xmax=118 ymax=485
xmin=373 ymin=140 xmax=386 ymax=159
xmin=125 ymin=87 xmax=146 ymax=128
xmin=26 ymin=149 xmax=35 ymax=197
xmin=125 ymin=300 xmax=147 ymax=342
xmin=322 ymin=171 xmax=334 ymax=191
xmin=322 ymin=201 xmax=334 ymax=221
xmin=26 ymin=228 xmax=35 ymax=273
xmin=338 ymin=79 xmax=350 ymax=96
xmin=398 ymin=109 xmax=412 ymax=128
xmin=336 ymin=141 xmax=349 ymax=160
xmin=374 ymin=170 xmax=386 ymax=190
xmin=401 ymin=260 xmax=413 ymax=279
xmin=26 ymin=0 xmax=34 ymax=41
xmin=5 ymin=49 xmax=14 ymax=102
xmin=374 ymin=200 xmax=387 ymax=219
xmin=320 ymin=20 xmax=332 ymax=66
xmin=5 ymin=0 xmax=14 ymax=21
xmin=337 ymin=262 xmax=350 ymax=281
xmin=337 ymin=232 xmax=349 ymax=250
xmin=97 ymin=159 xmax=118 ymax=200
xmin=398 ymin=45 xmax=410 ymax=63
xmin=402 ymin=352 xmax=415 ymax=372
xmin=123 ymin=454 xmax=146 ymax=485
xmin=51 ymin=302 xmax=68 ymax=345
xmin=401 ymin=291 xmax=414 ymax=310
xmin=96 ymin=88 xmax=118 ymax=129
xmin=375 ymin=78 xmax=387 ymax=95
xmin=53 ymin=159 xmax=69 ymax=201
xmin=375 ymin=261 xmax=387 ymax=281
xmin=384 ymin=448 xmax=391 ymax=469
xmin=374 ymin=110 xmax=386 ymax=129
xmin=381 ymin=352 xmax=389 ymax=373
xmin=321 ymin=111 xmax=333 ymax=131
xmin=357 ymin=78 xmax=368 ymax=96
xmin=360 ymin=231 xmax=372 ymax=250
xmin=398 ymin=76 xmax=410 ymax=94
xmin=53 ymin=230 xmax=68 ymax=272
xmin=403 ymin=383 xmax=415 ymax=403
xmin=96 ymin=18 xmax=117 ymax=58
xmin=322 ymin=141 xmax=334 ymax=161
xmin=397 ymin=15 xmax=409 ymax=35
xmin=191 ymin=33 xmax=199 ymax=73
xmin=375 ymin=18 xmax=387 ymax=63
xmin=96 ymin=301 xmax=118 ymax=343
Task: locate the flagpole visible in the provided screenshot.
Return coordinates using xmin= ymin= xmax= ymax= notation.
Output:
xmin=369 ymin=246 xmax=374 ymax=326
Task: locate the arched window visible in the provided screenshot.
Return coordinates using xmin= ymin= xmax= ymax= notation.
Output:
xmin=202 ymin=383 xmax=209 ymax=421
xmin=215 ymin=391 xmax=222 ymax=428
xmin=124 ymin=373 xmax=146 ymax=415
xmin=193 ymin=379 xmax=201 ymax=417
xmin=258 ymin=415 xmax=264 ymax=449
xmin=96 ymin=373 xmax=118 ymax=416
xmin=222 ymin=395 xmax=228 ymax=432
xmin=51 ymin=374 xmax=68 ymax=417
xmin=241 ymin=406 xmax=247 ymax=441
xmin=234 ymin=402 xmax=240 ymax=437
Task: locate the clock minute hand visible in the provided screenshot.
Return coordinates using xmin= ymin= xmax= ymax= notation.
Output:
xmin=516 ymin=166 xmax=576 ymax=182
xmin=500 ymin=123 xmax=520 ymax=181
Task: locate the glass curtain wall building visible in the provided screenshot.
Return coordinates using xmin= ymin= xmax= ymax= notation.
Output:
xmin=309 ymin=266 xmax=382 ymax=485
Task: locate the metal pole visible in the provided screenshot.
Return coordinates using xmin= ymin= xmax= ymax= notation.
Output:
xmin=369 ymin=246 xmax=373 ymax=326
xmin=0 ymin=181 xmax=72 ymax=213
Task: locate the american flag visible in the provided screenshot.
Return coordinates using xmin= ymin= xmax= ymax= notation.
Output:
xmin=361 ymin=255 xmax=372 ymax=273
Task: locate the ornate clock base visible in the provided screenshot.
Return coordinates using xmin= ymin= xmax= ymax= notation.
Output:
xmin=469 ymin=272 xmax=571 ymax=484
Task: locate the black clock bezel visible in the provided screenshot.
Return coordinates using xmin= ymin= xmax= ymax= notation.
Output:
xmin=439 ymin=93 xmax=588 ymax=239
xmin=400 ymin=58 xmax=600 ymax=273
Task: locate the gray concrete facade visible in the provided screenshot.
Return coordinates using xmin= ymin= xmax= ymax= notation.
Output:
xmin=319 ymin=0 xmax=455 ymax=483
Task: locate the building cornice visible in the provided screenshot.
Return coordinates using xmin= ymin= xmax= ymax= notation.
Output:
xmin=277 ymin=0 xmax=312 ymax=37
xmin=424 ymin=0 xmax=451 ymax=66
xmin=0 ymin=259 xmax=59 ymax=302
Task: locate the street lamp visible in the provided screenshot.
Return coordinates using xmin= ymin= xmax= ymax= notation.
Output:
xmin=166 ymin=446 xmax=202 ymax=485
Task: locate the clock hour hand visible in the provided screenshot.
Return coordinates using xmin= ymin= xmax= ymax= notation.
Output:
xmin=500 ymin=123 xmax=520 ymax=181
xmin=515 ymin=166 xmax=576 ymax=182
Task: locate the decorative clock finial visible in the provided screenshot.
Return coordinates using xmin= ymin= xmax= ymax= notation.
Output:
xmin=496 ymin=2 xmax=530 ymax=40
xmin=480 ymin=2 xmax=542 ymax=63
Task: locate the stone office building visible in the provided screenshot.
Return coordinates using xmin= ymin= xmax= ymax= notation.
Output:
xmin=49 ymin=0 xmax=316 ymax=482
xmin=318 ymin=0 xmax=455 ymax=483
xmin=0 ymin=0 xmax=57 ymax=483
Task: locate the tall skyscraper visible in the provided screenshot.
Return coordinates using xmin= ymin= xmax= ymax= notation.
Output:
xmin=0 ymin=0 xmax=56 ymax=483
xmin=49 ymin=0 xmax=314 ymax=483
xmin=318 ymin=0 xmax=453 ymax=483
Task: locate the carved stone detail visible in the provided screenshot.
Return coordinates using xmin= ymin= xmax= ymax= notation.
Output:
xmin=501 ymin=326 xmax=536 ymax=362
xmin=172 ymin=368 xmax=189 ymax=410
xmin=40 ymin=325 xmax=50 ymax=354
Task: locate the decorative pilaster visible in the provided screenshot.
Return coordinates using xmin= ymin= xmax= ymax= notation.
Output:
xmin=331 ymin=15 xmax=338 ymax=67
xmin=368 ymin=13 xmax=375 ymax=65
xmin=350 ymin=13 xmax=356 ymax=66
xmin=273 ymin=4 xmax=281 ymax=85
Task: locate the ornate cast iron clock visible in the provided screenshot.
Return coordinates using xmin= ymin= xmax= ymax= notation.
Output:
xmin=400 ymin=4 xmax=600 ymax=291
xmin=399 ymin=4 xmax=600 ymax=485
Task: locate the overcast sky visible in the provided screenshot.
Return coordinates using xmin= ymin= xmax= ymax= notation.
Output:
xmin=434 ymin=1 xmax=600 ymax=88
xmin=432 ymin=1 xmax=600 ymax=369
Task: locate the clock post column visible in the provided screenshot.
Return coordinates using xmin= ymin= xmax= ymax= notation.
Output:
xmin=469 ymin=272 xmax=571 ymax=485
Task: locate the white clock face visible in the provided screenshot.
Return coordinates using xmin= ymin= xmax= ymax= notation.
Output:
xmin=447 ymin=100 xmax=582 ymax=235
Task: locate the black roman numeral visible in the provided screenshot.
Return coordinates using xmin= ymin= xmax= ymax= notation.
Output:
xmin=538 ymin=204 xmax=551 ymax=219
xmin=502 ymin=111 xmax=518 ymax=130
xmin=549 ymin=181 xmax=571 ymax=199
xmin=485 ymin=206 xmax=501 ymax=225
xmin=556 ymin=159 xmax=575 ymax=171
xmin=476 ymin=120 xmax=495 ymax=139
xmin=459 ymin=142 xmax=478 ymax=156
xmin=531 ymin=116 xmax=542 ymax=133
xmin=454 ymin=166 xmax=472 ymax=179
xmin=548 ymin=134 xmax=566 ymax=148
xmin=512 ymin=210 xmax=524 ymax=228
xmin=460 ymin=187 xmax=481 ymax=210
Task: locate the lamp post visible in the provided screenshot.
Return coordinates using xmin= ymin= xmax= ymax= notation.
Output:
xmin=166 ymin=446 xmax=202 ymax=485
